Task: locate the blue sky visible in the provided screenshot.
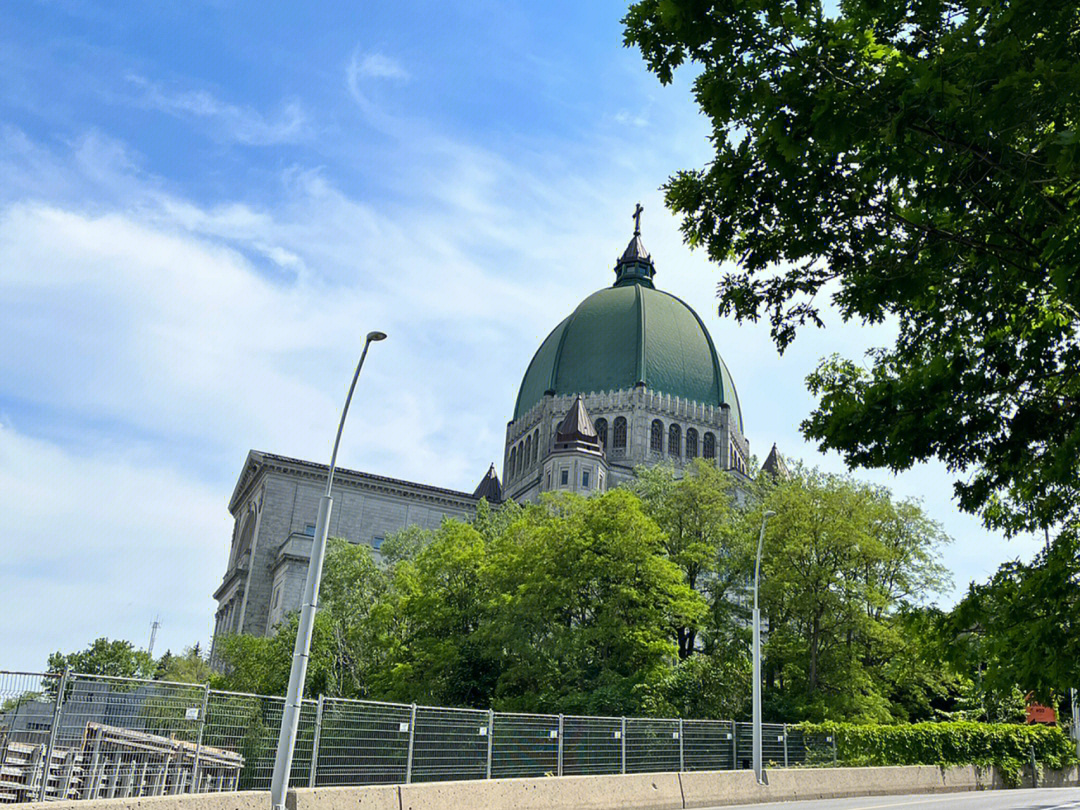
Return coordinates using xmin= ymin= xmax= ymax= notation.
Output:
xmin=0 ymin=1 xmax=1042 ymax=672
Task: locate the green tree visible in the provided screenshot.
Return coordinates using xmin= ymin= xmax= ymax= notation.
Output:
xmin=214 ymin=537 xmax=387 ymax=698
xmin=157 ymin=644 xmax=212 ymax=684
xmin=659 ymin=652 xmax=751 ymax=720
xmin=751 ymin=468 xmax=950 ymax=721
xmin=378 ymin=524 xmax=434 ymax=566
xmin=948 ymin=531 xmax=1079 ymax=702
xmin=632 ymin=460 xmax=745 ymax=658
xmin=48 ymin=638 xmax=156 ymax=679
xmin=372 ymin=520 xmax=494 ymax=706
xmin=484 ymin=490 xmax=706 ymax=715
xmin=624 ymin=0 xmax=1080 ymax=542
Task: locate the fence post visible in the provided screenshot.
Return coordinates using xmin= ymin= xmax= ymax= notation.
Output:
xmin=620 ymin=717 xmax=627 ymax=775
xmin=405 ymin=704 xmax=417 ymax=784
xmin=188 ymin=683 xmax=211 ymax=794
xmin=557 ymin=715 xmax=564 ymax=777
xmin=1072 ymin=688 xmax=1080 ymax=758
xmin=486 ymin=710 xmax=494 ymax=779
xmin=783 ymin=723 xmax=788 ymax=768
xmin=308 ymin=696 xmax=324 ymax=788
xmin=678 ymin=719 xmax=684 ymax=772
xmin=39 ymin=669 xmax=70 ymax=801
xmin=831 ymin=735 xmax=837 ymax=765
xmin=731 ymin=721 xmax=737 ymax=770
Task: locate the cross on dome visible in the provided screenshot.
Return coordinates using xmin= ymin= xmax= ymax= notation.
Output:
xmin=615 ymin=203 xmax=655 ymax=287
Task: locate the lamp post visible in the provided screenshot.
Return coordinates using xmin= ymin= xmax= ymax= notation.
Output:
xmin=269 ymin=331 xmax=387 ymax=810
xmin=752 ymin=509 xmax=776 ymax=785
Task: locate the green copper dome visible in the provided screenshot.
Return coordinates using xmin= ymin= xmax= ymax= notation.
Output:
xmin=513 ymin=217 xmax=743 ymax=430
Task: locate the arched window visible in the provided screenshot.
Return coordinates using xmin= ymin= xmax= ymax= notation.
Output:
xmin=509 ymin=447 xmax=517 ymax=480
xmin=686 ymin=428 xmax=699 ymax=458
xmin=524 ymin=435 xmax=532 ymax=471
xmin=668 ymin=424 xmax=681 ymax=457
xmin=517 ymin=442 xmax=524 ymax=476
xmin=595 ymin=418 xmax=608 ymax=450
xmin=703 ymin=432 xmax=716 ymax=460
xmin=532 ymin=429 xmax=540 ymax=463
xmin=650 ymin=420 xmax=664 ymax=454
xmin=613 ymin=417 xmax=627 ymax=450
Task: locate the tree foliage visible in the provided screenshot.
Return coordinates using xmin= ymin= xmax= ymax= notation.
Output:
xmin=48 ymin=638 xmax=156 ymax=680
xmin=207 ymin=464 xmax=961 ymax=723
xmin=623 ymin=0 xmax=1080 ymax=538
xmin=948 ymin=532 xmax=1080 ymax=702
xmin=752 ymin=467 xmax=952 ymax=722
xmin=632 ymin=460 xmax=746 ymax=658
xmin=213 ymin=537 xmax=386 ymax=698
xmin=485 ymin=490 xmax=705 ymax=715
xmin=155 ymin=644 xmax=212 ymax=683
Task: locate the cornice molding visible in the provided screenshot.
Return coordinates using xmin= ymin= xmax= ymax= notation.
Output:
xmin=229 ymin=450 xmax=482 ymax=515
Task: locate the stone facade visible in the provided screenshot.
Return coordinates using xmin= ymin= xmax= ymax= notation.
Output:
xmin=503 ymin=387 xmax=750 ymax=502
xmin=210 ymin=451 xmax=482 ymax=656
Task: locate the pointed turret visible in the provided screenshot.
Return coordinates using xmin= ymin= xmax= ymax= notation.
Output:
xmin=555 ymin=395 xmax=599 ymax=445
xmin=540 ymin=395 xmax=609 ymax=496
xmin=761 ymin=443 xmax=790 ymax=479
xmin=472 ymin=463 xmax=503 ymax=502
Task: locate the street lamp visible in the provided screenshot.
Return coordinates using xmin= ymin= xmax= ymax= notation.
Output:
xmin=752 ymin=509 xmax=776 ymax=785
xmin=269 ymin=330 xmax=387 ymax=810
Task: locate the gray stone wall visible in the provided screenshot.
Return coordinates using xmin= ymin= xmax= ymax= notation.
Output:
xmin=212 ymin=452 xmax=482 ymax=649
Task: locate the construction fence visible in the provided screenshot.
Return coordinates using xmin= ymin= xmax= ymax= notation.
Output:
xmin=0 ymin=670 xmax=835 ymax=803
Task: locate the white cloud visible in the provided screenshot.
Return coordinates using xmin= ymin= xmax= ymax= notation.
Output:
xmin=0 ymin=67 xmax=1042 ymax=670
xmin=351 ymin=52 xmax=410 ymax=81
xmin=128 ymin=75 xmax=309 ymax=145
xmin=0 ymin=424 xmax=225 ymax=670
xmin=614 ymin=110 xmax=649 ymax=128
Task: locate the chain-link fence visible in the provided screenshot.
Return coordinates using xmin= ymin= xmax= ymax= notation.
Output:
xmin=0 ymin=670 xmax=834 ymax=803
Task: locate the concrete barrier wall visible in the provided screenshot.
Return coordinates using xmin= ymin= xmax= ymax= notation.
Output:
xmin=287 ymin=785 xmax=400 ymax=810
xmin=681 ymin=765 xmax=983 ymax=809
xmin=17 ymin=765 xmax=1080 ymax=810
xmin=16 ymin=790 xmax=267 ymax=810
xmin=399 ymin=772 xmax=683 ymax=810
xmin=1041 ymin=765 xmax=1080 ymax=789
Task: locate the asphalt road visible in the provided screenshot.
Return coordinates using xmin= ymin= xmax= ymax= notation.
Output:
xmin=697 ymin=788 xmax=1080 ymax=810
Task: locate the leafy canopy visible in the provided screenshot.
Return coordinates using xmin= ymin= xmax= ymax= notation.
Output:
xmin=752 ymin=466 xmax=952 ymax=722
xmin=624 ymin=0 xmax=1080 ymax=537
xmin=48 ymin=637 xmax=156 ymax=680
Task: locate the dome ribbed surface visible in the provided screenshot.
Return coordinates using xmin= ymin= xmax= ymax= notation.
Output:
xmin=513 ymin=283 xmax=743 ymax=430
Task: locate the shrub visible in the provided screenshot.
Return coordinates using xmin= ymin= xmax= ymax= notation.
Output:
xmin=795 ymin=721 xmax=1077 ymax=783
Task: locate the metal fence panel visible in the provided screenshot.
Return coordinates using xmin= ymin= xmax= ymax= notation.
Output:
xmin=762 ymin=722 xmax=786 ymax=766
xmin=314 ymin=698 xmax=411 ymax=786
xmin=202 ymin=690 xmax=315 ymax=791
xmin=490 ymin=712 xmax=559 ymax=779
xmin=410 ymin=706 xmax=488 ymax=783
xmin=561 ymin=715 xmax=622 ymax=776
xmin=625 ymin=717 xmax=680 ymax=774
xmin=0 ymin=672 xmax=63 ymax=802
xmin=0 ymin=670 xmax=830 ymax=803
xmin=682 ymin=719 xmax=735 ymax=772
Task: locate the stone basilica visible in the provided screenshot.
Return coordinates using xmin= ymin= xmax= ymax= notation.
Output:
xmin=211 ymin=212 xmax=781 ymax=652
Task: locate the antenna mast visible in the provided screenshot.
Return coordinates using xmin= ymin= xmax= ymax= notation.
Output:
xmin=148 ymin=616 xmax=161 ymax=657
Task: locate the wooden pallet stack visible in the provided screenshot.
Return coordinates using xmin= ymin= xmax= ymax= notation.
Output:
xmin=79 ymin=723 xmax=244 ymax=800
xmin=0 ymin=740 xmax=83 ymax=803
xmin=0 ymin=723 xmax=243 ymax=803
